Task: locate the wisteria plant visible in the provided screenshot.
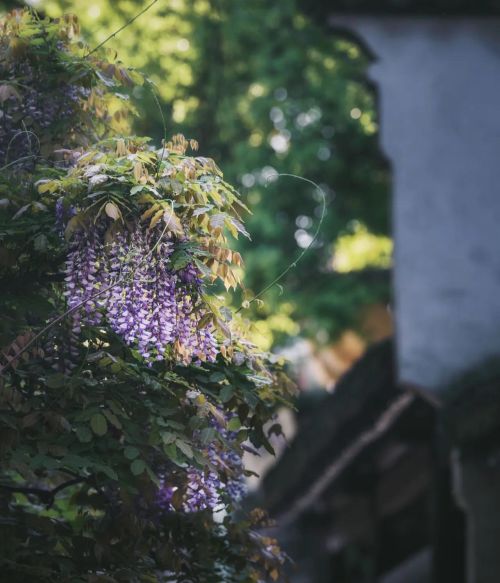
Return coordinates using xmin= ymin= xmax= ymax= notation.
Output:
xmin=0 ymin=9 xmax=294 ymax=582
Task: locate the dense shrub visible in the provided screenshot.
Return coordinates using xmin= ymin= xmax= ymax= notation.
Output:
xmin=0 ymin=10 xmax=293 ymax=582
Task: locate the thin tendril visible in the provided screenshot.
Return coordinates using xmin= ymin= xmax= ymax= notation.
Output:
xmin=236 ymin=173 xmax=327 ymax=313
xmin=86 ymin=0 xmax=160 ymax=57
xmin=5 ymin=128 xmax=40 ymax=166
xmin=148 ymin=81 xmax=168 ymax=180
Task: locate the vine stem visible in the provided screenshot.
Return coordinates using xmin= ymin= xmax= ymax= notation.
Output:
xmin=86 ymin=0 xmax=160 ymax=57
xmin=148 ymin=81 xmax=168 ymax=180
xmin=0 ymin=203 xmax=175 ymax=374
xmin=0 ymin=155 xmax=39 ymax=172
xmin=236 ymin=173 xmax=327 ymax=313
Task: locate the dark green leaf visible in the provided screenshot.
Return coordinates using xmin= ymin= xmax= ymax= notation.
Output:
xmin=90 ymin=413 xmax=108 ymax=436
xmin=76 ymin=426 xmax=93 ymax=443
xmin=219 ymin=385 xmax=234 ymax=403
xmin=130 ymin=459 xmax=146 ymax=476
xmin=124 ymin=446 xmax=140 ymax=460
xmin=175 ymin=439 xmax=193 ymax=459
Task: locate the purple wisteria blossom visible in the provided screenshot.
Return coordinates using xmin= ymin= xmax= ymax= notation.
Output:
xmin=210 ymin=413 xmax=247 ymax=502
xmin=64 ymin=230 xmax=104 ymax=331
xmin=155 ymin=409 xmax=246 ymax=515
xmin=183 ymin=467 xmax=221 ymax=513
xmin=178 ymin=263 xmax=202 ymax=285
xmin=156 ymin=479 xmax=176 ymax=512
xmin=63 ymin=222 xmax=219 ymax=365
xmin=55 ymin=197 xmax=76 ymax=235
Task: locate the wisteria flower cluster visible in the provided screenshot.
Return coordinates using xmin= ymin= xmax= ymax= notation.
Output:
xmin=183 ymin=466 xmax=221 ymax=512
xmin=156 ymin=411 xmax=246 ymax=514
xmin=64 ymin=222 xmax=218 ymax=364
xmin=39 ymin=132 xmax=251 ymax=367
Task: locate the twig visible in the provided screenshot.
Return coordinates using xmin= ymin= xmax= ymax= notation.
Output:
xmin=86 ymin=0 xmax=160 ymax=57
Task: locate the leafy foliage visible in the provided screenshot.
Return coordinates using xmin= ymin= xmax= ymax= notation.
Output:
xmin=0 ymin=10 xmax=293 ymax=582
xmin=35 ymin=0 xmax=391 ymax=346
xmin=0 ymin=8 xmax=141 ymax=167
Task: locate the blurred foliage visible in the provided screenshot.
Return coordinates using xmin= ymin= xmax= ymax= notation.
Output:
xmin=28 ymin=0 xmax=392 ymax=347
xmin=333 ymin=221 xmax=392 ymax=273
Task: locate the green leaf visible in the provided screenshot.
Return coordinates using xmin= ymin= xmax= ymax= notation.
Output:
xmin=243 ymin=389 xmax=259 ymax=408
xmin=90 ymin=413 xmax=108 ymax=436
xmin=76 ymin=426 xmax=93 ymax=443
xmin=106 ymin=399 xmax=129 ymax=419
xmin=209 ymin=212 xmax=226 ymax=229
xmin=227 ymin=417 xmax=242 ymax=432
xmin=103 ymin=409 xmax=122 ymax=429
xmin=163 ymin=443 xmax=178 ymax=460
xmin=209 ymin=371 xmax=226 ymax=383
xmin=193 ymin=449 xmax=209 ymax=467
xmin=199 ymin=427 xmax=217 ymax=445
xmin=146 ymin=466 xmax=160 ymax=486
xmin=229 ymin=216 xmax=250 ymax=239
xmin=64 ymin=214 xmax=83 ymax=241
xmin=124 ymin=446 xmax=140 ymax=460
xmin=166 ymin=420 xmax=184 ymax=430
xmin=236 ymin=430 xmax=248 ymax=443
xmin=98 ymin=356 xmax=113 ymax=368
xmin=130 ymin=459 xmax=146 ymax=476
xmin=175 ymin=439 xmax=194 ymax=459
xmin=193 ymin=257 xmax=212 ymax=277
xmin=96 ymin=464 xmax=118 ymax=481
xmin=170 ymin=250 xmax=191 ymax=271
xmin=219 ymin=385 xmax=234 ymax=403
xmin=161 ymin=431 xmax=177 ymax=445
xmin=189 ymin=416 xmax=204 ymax=430
xmin=110 ymin=362 xmax=122 ymax=373
xmin=33 ymin=233 xmax=48 ymax=251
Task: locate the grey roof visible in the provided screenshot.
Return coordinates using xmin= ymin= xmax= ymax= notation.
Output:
xmin=261 ymin=340 xmax=404 ymax=516
xmin=301 ymin=0 xmax=500 ymax=17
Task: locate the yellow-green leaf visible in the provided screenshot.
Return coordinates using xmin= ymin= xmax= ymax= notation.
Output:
xmin=104 ymin=202 xmax=121 ymax=221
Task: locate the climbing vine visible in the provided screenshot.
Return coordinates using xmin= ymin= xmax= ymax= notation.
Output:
xmin=0 ymin=10 xmax=293 ymax=582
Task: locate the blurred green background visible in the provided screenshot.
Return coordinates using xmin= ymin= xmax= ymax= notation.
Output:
xmin=3 ymin=0 xmax=392 ymax=374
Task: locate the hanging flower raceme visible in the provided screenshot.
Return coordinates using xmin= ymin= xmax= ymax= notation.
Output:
xmin=46 ymin=136 xmax=250 ymax=366
xmin=64 ymin=222 xmax=218 ymax=365
xmin=183 ymin=466 xmax=221 ymax=512
xmin=156 ymin=408 xmax=247 ymax=515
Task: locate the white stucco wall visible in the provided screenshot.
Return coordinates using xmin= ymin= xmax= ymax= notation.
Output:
xmin=331 ymin=17 xmax=500 ymax=391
